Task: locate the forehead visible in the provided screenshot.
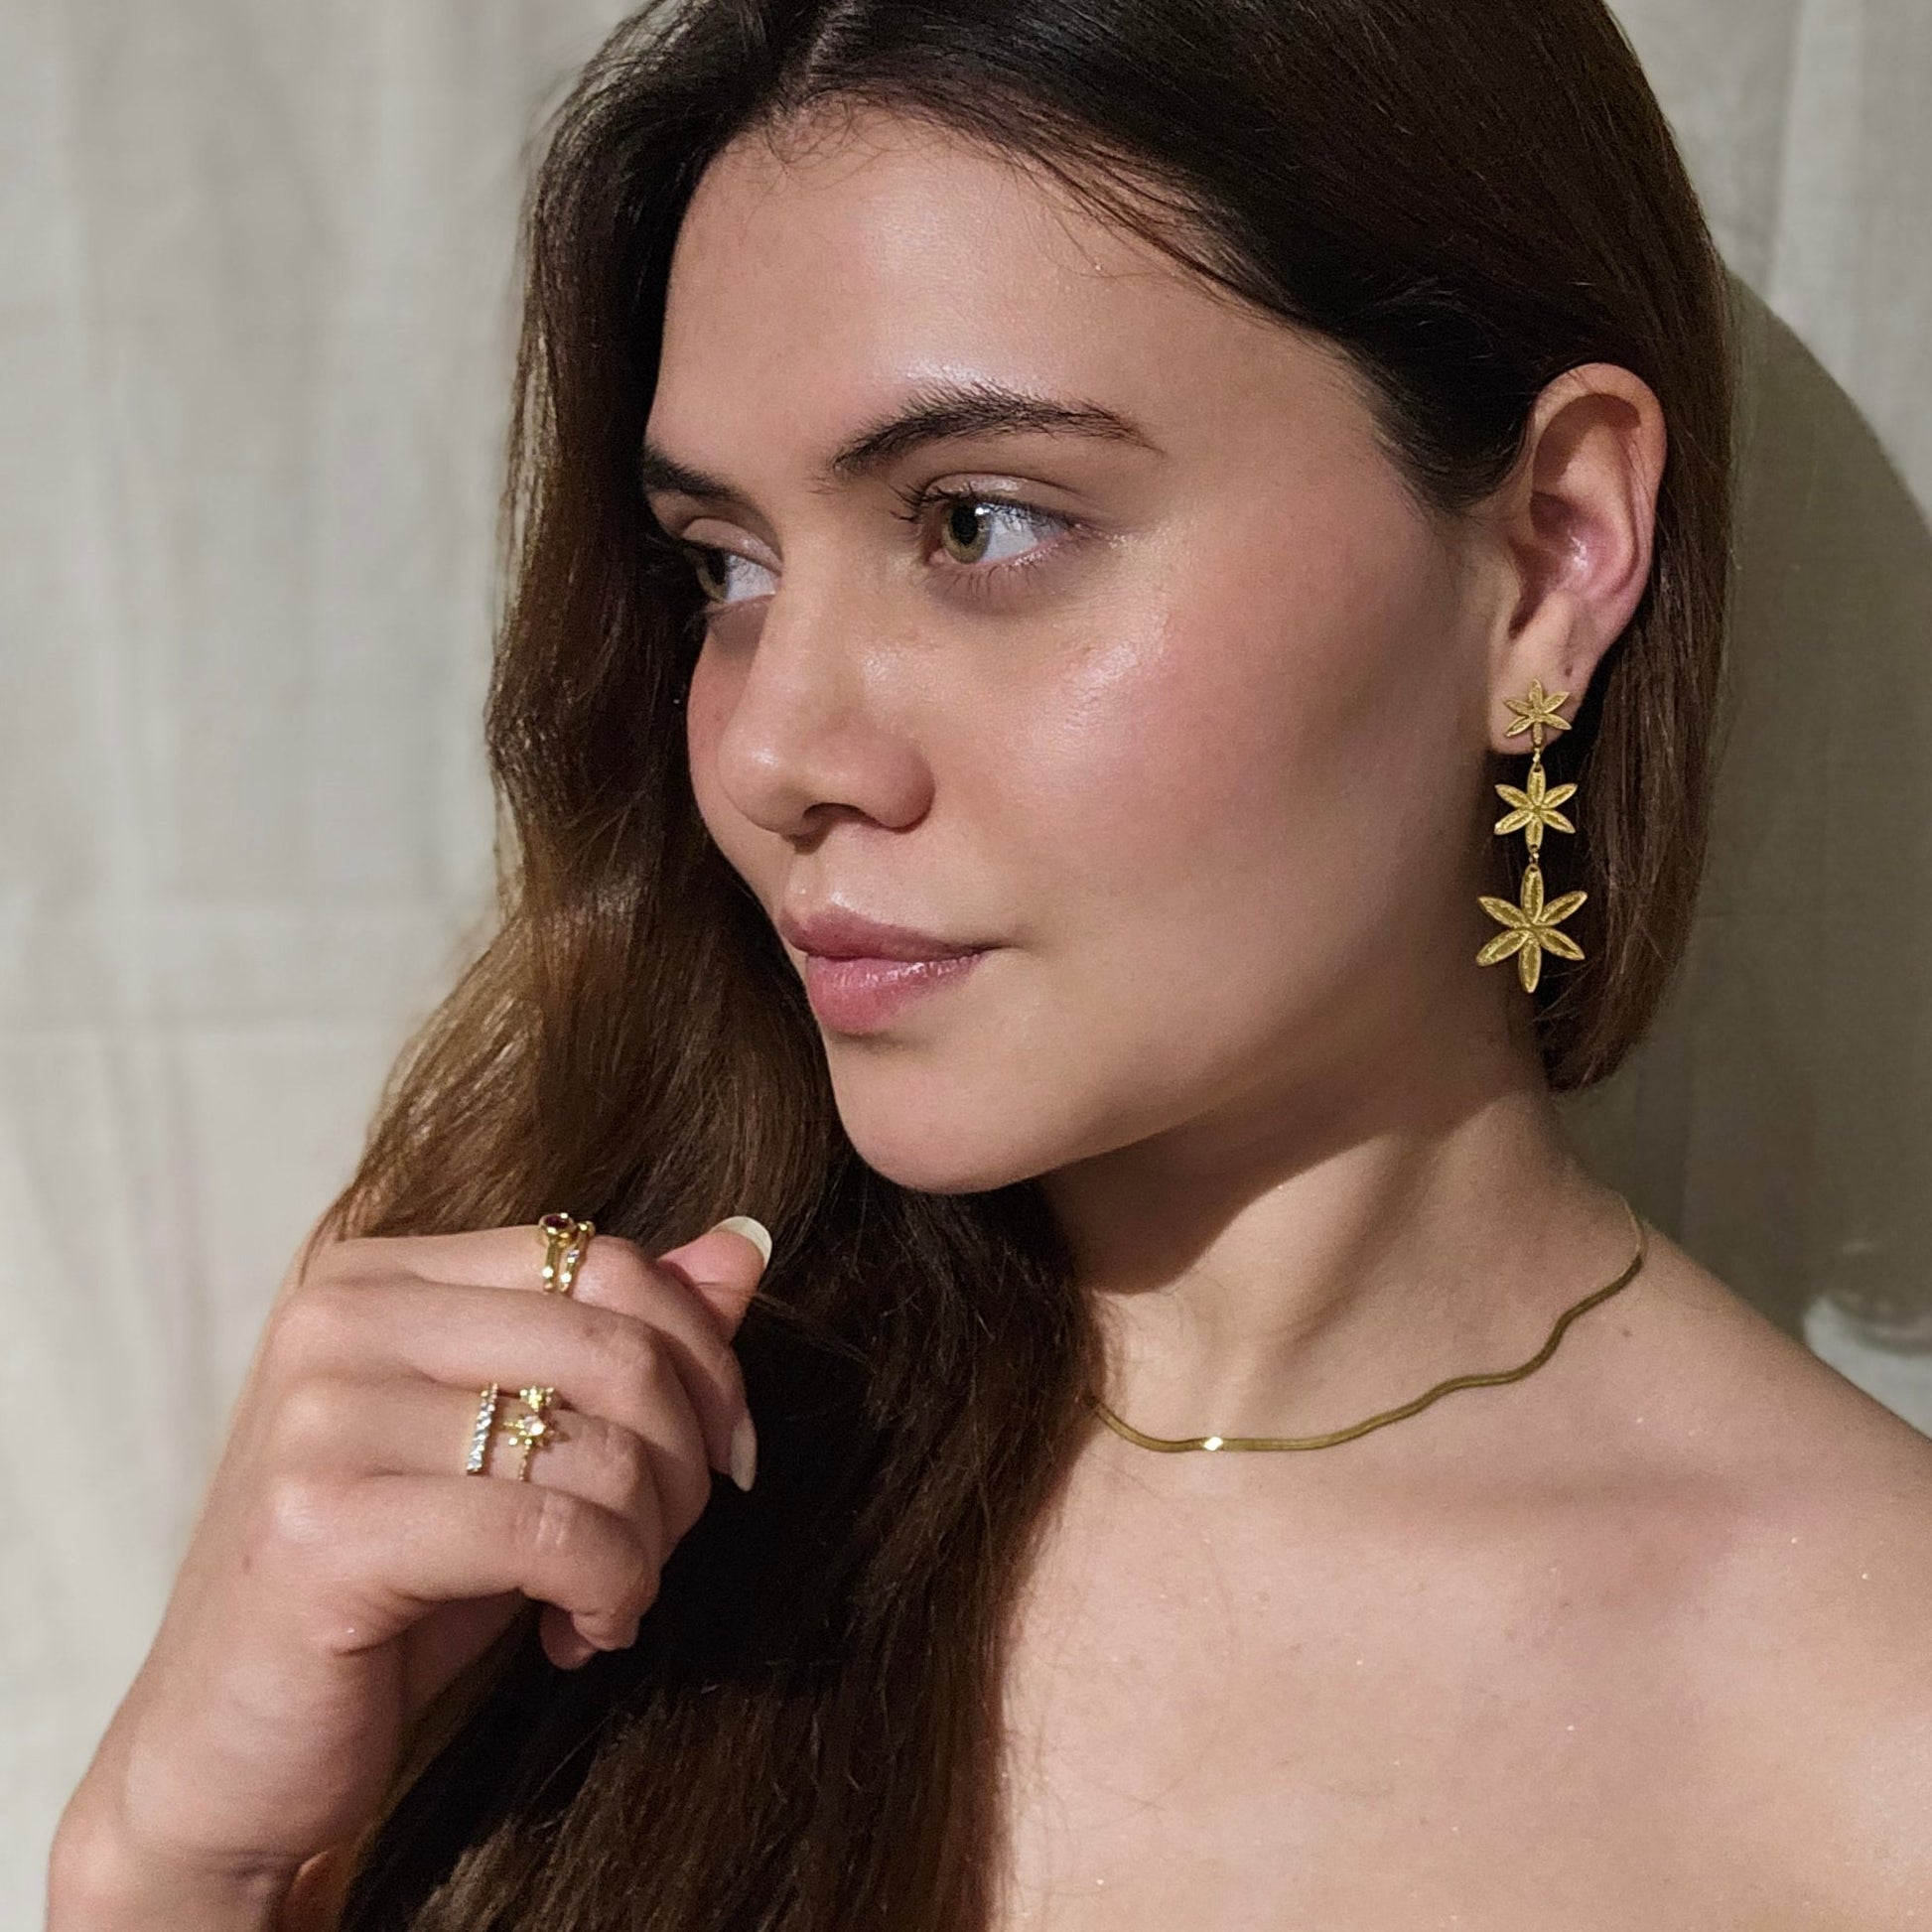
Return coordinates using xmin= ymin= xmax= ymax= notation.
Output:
xmin=647 ymin=106 xmax=1373 ymax=479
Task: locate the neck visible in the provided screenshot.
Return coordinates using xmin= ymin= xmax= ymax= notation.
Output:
xmin=1040 ymin=1030 xmax=1630 ymax=1452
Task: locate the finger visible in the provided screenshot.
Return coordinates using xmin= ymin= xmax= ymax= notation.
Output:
xmin=265 ymin=1470 xmax=657 ymax=1653
xmin=541 ymin=1604 xmax=601 ymax=1672
xmin=271 ymin=1287 xmax=722 ymax=1503
xmin=651 ymin=1217 xmax=772 ymax=1341
xmin=562 ymin=1231 xmax=761 ymax=1482
xmin=321 ymin=1224 xmax=763 ymax=1478
xmin=268 ymin=1373 xmax=714 ymax=1551
xmin=342 ymin=1218 xmax=770 ymax=1342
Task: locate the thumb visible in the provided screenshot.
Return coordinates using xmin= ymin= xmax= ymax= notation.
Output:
xmin=655 ymin=1214 xmax=772 ymax=1341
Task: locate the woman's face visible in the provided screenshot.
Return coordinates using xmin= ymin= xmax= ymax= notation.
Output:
xmin=647 ymin=108 xmax=1512 ymax=1196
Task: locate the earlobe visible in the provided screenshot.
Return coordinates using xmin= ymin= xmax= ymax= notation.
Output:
xmin=1481 ymin=362 xmax=1668 ymax=755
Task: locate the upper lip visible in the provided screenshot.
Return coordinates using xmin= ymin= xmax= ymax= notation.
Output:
xmin=777 ymin=903 xmax=991 ymax=961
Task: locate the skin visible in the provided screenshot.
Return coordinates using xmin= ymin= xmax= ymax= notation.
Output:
xmin=650 ymin=106 xmax=1932 ymax=1928
xmin=46 ymin=1217 xmax=771 ymax=1930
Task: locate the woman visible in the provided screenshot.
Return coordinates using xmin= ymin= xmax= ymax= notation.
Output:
xmin=48 ymin=0 xmax=1932 ymax=1925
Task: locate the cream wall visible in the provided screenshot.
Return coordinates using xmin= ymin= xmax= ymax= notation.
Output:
xmin=4 ymin=2 xmax=1928 ymax=1918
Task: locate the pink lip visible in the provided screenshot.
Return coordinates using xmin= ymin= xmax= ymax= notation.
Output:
xmin=801 ymin=950 xmax=990 ymax=1033
xmin=778 ymin=903 xmax=989 ymax=962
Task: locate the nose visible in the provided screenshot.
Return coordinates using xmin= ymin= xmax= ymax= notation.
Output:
xmin=698 ymin=569 xmax=935 ymax=843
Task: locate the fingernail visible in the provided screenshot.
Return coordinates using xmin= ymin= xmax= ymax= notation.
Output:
xmin=711 ymin=1214 xmax=772 ymax=1270
xmin=729 ymin=1411 xmax=759 ymax=1492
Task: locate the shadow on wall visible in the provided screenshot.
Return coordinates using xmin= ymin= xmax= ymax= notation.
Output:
xmin=1565 ymin=275 xmax=1932 ymax=1426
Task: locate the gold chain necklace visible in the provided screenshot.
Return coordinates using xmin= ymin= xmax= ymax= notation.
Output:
xmin=1085 ymin=1193 xmax=1646 ymax=1452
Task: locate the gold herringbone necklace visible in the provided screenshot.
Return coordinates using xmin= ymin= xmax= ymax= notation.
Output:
xmin=1085 ymin=1194 xmax=1646 ymax=1452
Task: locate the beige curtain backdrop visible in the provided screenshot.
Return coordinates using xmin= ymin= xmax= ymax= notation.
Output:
xmin=4 ymin=0 xmax=1927 ymax=1914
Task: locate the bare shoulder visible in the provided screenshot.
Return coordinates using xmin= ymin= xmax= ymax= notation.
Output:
xmin=1622 ymin=1223 xmax=1932 ymax=1544
xmin=1611 ymin=1228 xmax=1932 ymax=1925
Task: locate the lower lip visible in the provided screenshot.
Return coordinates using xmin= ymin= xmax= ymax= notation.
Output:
xmin=802 ymin=950 xmax=990 ymax=1032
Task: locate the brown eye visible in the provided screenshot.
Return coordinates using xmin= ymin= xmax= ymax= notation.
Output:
xmin=936 ymin=499 xmax=994 ymax=566
xmin=929 ymin=495 xmax=1071 ymax=575
xmin=687 ymin=544 xmax=732 ymax=601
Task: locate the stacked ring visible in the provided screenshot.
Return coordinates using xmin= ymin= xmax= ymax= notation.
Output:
xmin=536 ymin=1211 xmax=595 ymax=1296
xmin=499 ymin=1385 xmax=562 ymax=1482
xmin=462 ymin=1213 xmax=597 ymax=1479
xmin=464 ymin=1382 xmax=501 ymax=1475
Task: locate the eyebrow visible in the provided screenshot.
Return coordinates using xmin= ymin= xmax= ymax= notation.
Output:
xmin=638 ymin=376 xmax=1161 ymax=508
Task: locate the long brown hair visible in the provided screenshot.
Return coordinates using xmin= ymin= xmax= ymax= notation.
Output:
xmin=328 ymin=1 xmax=1735 ymax=1923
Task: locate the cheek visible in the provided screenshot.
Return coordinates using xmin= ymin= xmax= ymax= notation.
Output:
xmin=684 ymin=656 xmax=762 ymax=886
xmin=1011 ymin=512 xmax=1442 ymax=928
xmin=992 ymin=499 xmax=1465 ymax=1076
xmin=684 ymin=676 xmax=719 ymax=824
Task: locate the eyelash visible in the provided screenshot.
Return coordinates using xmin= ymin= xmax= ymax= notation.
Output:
xmin=673 ymin=484 xmax=1080 ymax=611
xmin=889 ymin=483 xmax=1079 ymax=599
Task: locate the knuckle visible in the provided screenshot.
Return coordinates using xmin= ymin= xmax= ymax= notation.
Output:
xmin=605 ymin=1425 xmax=655 ymax=1515
xmin=524 ymin=1480 xmax=590 ymax=1565
xmin=588 ymin=1229 xmax=647 ymax=1271
xmin=260 ymin=1469 xmax=346 ymax=1558
xmin=667 ymin=1315 xmax=738 ymax=1404
xmin=569 ymin=1232 xmax=646 ymax=1305
xmin=527 ymin=1483 xmax=655 ymax=1611
xmin=592 ymin=1312 xmax=670 ymax=1400
xmin=627 ymin=1453 xmax=677 ymax=1566
xmin=272 ymin=1373 xmax=354 ymax=1461
xmin=659 ymin=1467 xmax=706 ymax=1548
xmin=264 ymin=1282 xmax=359 ymax=1369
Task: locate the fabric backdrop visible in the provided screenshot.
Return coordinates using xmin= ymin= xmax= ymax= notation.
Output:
xmin=4 ymin=1 xmax=1928 ymax=1916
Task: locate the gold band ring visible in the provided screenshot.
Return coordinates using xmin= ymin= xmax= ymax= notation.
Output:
xmin=537 ymin=1211 xmax=595 ymax=1296
xmin=500 ymin=1384 xmax=561 ymax=1481
xmin=460 ymin=1213 xmax=597 ymax=1478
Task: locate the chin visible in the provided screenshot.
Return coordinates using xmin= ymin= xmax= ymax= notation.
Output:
xmin=840 ymin=1122 xmax=1050 ymax=1197
xmin=822 ymin=1066 xmax=1065 ymax=1195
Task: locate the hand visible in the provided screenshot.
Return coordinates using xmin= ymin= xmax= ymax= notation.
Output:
xmin=47 ymin=1211 xmax=771 ymax=1925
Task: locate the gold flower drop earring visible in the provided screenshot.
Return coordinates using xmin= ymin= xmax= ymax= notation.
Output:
xmin=1477 ymin=678 xmax=1587 ymax=994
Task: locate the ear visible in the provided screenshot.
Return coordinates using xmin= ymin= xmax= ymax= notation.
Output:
xmin=1477 ymin=362 xmax=1668 ymax=752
